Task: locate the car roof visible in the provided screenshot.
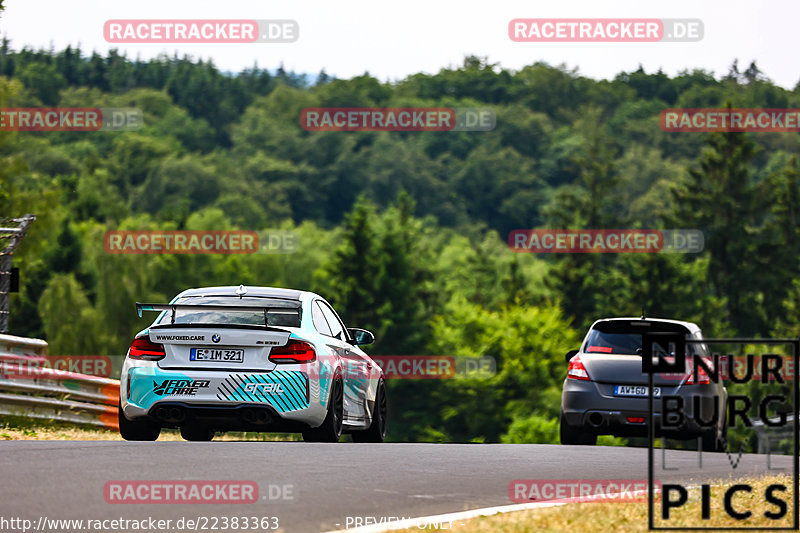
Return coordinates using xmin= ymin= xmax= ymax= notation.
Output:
xmin=176 ymin=286 xmax=305 ymax=300
xmin=590 ymin=316 xmax=700 ymax=333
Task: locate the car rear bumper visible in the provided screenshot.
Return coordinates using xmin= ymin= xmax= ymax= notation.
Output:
xmin=143 ymin=402 xmax=312 ymax=431
xmin=121 ymin=361 xmax=329 ymax=428
xmin=561 ymin=378 xmax=724 ymax=437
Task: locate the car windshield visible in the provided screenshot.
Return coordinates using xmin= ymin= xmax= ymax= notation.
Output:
xmin=156 ymin=297 xmax=301 ymax=327
xmin=583 ymin=325 xmax=706 ymax=356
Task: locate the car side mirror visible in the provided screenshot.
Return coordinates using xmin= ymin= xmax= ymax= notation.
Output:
xmin=348 ymin=328 xmax=375 ymax=346
xmin=565 ymin=349 xmax=579 ymax=363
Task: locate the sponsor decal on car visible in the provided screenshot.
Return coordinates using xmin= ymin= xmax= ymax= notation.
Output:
xmin=154 ymin=335 xmax=205 ymax=341
xmin=152 ymin=379 xmax=210 ymax=396
xmin=244 ymin=383 xmax=284 ymax=394
xmin=217 ymin=372 xmax=309 ymax=411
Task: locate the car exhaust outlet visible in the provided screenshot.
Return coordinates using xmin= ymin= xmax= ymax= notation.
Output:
xmin=155 ymin=407 xmax=170 ymax=420
xmin=588 ymin=412 xmax=604 ymax=427
xmin=242 ymin=409 xmax=256 ymax=423
xmin=169 ymin=407 xmax=185 ymax=422
xmin=256 ymin=410 xmax=270 ymax=423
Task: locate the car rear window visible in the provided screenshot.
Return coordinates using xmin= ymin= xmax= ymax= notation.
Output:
xmin=584 ymin=331 xmax=643 ymax=354
xmin=583 ymin=322 xmax=706 ymax=356
xmin=157 ymin=297 xmax=301 ymax=327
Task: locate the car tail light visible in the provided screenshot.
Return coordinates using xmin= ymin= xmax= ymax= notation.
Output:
xmin=129 ymin=335 xmax=166 ymax=361
xmin=269 ymin=340 xmax=316 ymax=364
xmin=567 ymin=355 xmax=591 ymax=381
xmin=686 ymin=360 xmax=711 ymax=384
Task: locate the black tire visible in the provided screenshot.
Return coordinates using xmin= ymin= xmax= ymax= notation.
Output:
xmin=700 ymin=429 xmax=718 ymax=452
xmin=303 ymin=377 xmax=344 ymax=443
xmin=180 ymin=424 xmax=215 ymax=442
xmin=560 ymin=411 xmax=597 ymax=445
xmin=352 ymin=379 xmax=387 ymax=443
xmin=118 ymin=402 xmax=161 ymax=441
xmin=701 ymin=417 xmax=726 ymax=452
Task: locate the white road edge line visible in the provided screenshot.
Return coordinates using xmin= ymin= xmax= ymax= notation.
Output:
xmin=324 ymin=488 xmax=660 ymax=533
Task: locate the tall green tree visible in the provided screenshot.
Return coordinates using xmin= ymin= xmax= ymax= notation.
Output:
xmin=672 ymin=128 xmax=763 ymax=335
xmin=317 ymin=196 xmax=382 ymax=331
xmin=544 ymin=107 xmax=625 ymax=329
xmin=371 ymin=191 xmax=431 ymax=354
xmin=764 ymin=155 xmax=800 ymax=337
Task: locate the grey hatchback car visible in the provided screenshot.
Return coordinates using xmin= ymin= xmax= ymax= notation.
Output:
xmin=560 ymin=317 xmax=727 ymax=451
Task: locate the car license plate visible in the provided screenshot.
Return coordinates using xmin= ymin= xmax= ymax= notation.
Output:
xmin=613 ymin=385 xmax=661 ymax=397
xmin=190 ymin=348 xmax=244 ymax=363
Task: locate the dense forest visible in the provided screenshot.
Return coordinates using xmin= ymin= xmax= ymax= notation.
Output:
xmin=1 ymin=42 xmax=799 ymax=443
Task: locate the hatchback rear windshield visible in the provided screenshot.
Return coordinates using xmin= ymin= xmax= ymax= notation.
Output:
xmin=156 ymin=297 xmax=301 ymax=327
xmin=583 ymin=323 xmax=707 ymax=356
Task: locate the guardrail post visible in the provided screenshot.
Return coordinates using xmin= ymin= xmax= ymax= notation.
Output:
xmin=0 ymin=214 xmax=36 ymax=333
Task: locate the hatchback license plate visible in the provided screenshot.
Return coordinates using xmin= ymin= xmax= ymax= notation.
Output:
xmin=190 ymin=348 xmax=244 ymax=363
xmin=613 ymin=385 xmax=661 ymax=397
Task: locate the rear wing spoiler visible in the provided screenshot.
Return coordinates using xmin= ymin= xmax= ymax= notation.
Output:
xmin=136 ymin=302 xmax=301 ymax=326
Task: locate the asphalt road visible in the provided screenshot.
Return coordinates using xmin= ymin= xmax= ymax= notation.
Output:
xmin=0 ymin=442 xmax=793 ymax=532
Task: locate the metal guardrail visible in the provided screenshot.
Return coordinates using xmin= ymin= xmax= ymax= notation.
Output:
xmin=751 ymin=415 xmax=795 ymax=454
xmin=0 ymin=333 xmax=120 ymax=430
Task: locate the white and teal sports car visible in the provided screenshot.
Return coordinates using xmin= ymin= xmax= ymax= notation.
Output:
xmin=119 ymin=285 xmax=386 ymax=442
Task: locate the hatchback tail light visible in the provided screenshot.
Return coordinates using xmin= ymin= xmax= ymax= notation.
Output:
xmin=567 ymin=354 xmax=591 ymax=381
xmin=686 ymin=359 xmax=711 ymax=384
xmin=269 ymin=340 xmax=316 ymax=364
xmin=129 ymin=335 xmax=166 ymax=361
